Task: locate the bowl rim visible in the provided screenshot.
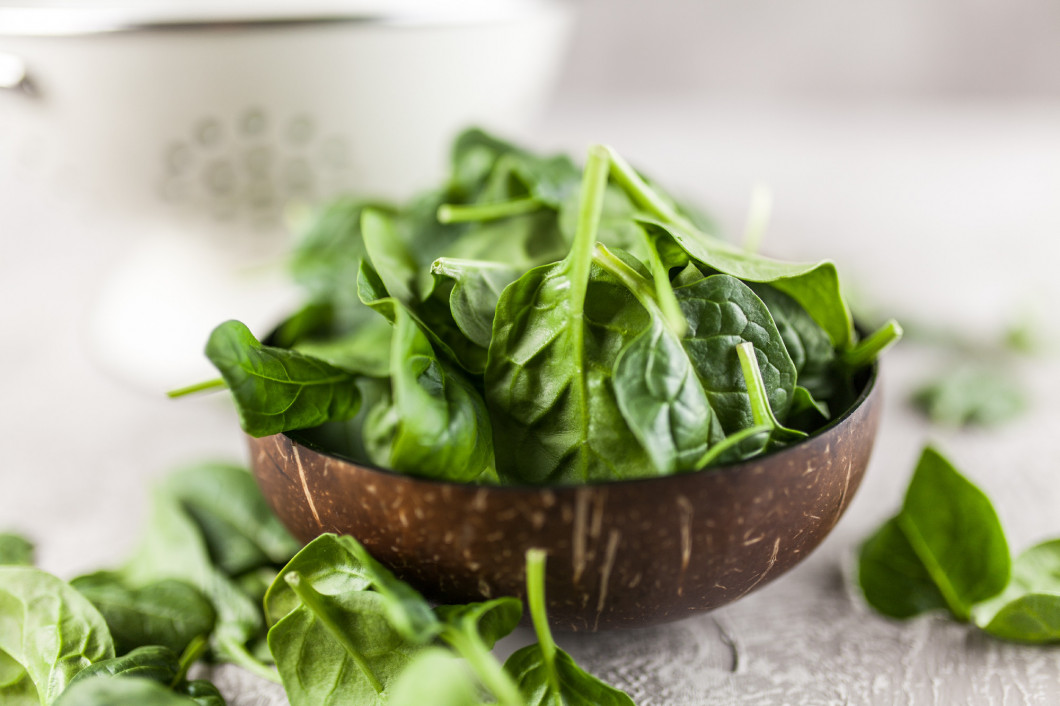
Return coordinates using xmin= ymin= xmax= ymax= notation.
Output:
xmin=279 ymin=358 xmax=880 ymax=493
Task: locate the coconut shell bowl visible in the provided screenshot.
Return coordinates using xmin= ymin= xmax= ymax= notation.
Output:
xmin=249 ymin=363 xmax=880 ymax=632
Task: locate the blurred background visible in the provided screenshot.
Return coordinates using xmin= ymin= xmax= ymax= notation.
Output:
xmin=3 ymin=3 xmax=1060 ymax=702
xmin=1 ymin=0 xmax=1059 ymax=613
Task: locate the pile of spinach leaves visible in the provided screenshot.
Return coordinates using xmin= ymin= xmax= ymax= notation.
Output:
xmin=0 ymin=462 xmax=294 ymax=706
xmin=180 ymin=130 xmax=900 ymax=484
xmin=1 ymin=463 xmax=635 ymax=705
xmin=859 ymin=446 xmax=1060 ymax=643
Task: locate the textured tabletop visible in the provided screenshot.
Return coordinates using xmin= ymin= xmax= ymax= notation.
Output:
xmin=4 ymin=98 xmax=1060 ymax=705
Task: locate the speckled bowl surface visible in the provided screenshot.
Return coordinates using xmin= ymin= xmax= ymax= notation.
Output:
xmin=249 ymin=364 xmax=880 ymax=631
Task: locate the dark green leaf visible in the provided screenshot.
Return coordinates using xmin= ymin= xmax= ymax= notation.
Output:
xmin=596 ymin=246 xmax=718 ymax=475
xmin=0 ymin=566 xmax=115 ymax=705
xmin=750 ymin=283 xmax=837 ymax=402
xmin=205 ymin=320 xmax=361 ymax=437
xmin=674 ymin=270 xmax=797 ymax=434
xmin=640 ymin=217 xmax=854 ymax=348
xmin=70 ymin=573 xmax=215 ymax=655
xmin=0 ymin=533 xmax=33 ymax=566
xmin=486 ymin=147 xmax=654 ymax=484
xmin=177 ymin=680 xmax=227 ymax=706
xmin=858 ymin=446 xmax=1010 ymax=621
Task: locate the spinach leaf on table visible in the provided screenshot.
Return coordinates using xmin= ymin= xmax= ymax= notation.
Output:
xmin=265 ymin=534 xmax=438 ymax=645
xmin=54 ymin=675 xmax=216 ymax=706
xmin=0 ymin=533 xmax=33 ymax=566
xmin=858 ymin=446 xmax=1010 ymax=621
xmin=205 ymin=320 xmax=362 ymax=437
xmin=485 ymin=146 xmax=654 ymax=484
xmin=0 ymin=566 xmax=114 ymax=705
xmin=265 ymin=535 xmax=439 ymax=705
xmin=387 ymin=648 xmax=482 ymax=706
xmin=974 ymin=540 xmax=1060 ymax=643
xmin=70 ymin=573 xmax=215 ymax=656
xmin=159 ymin=463 xmax=302 ymax=577
xmin=119 ymin=487 xmax=279 ymax=683
xmin=503 ymin=550 xmax=635 ymax=706
xmin=911 ymin=365 xmax=1028 ymax=428
xmin=436 ymin=599 xmax=523 ymax=706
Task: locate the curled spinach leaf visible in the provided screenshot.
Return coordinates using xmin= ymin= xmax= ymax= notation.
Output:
xmin=205 ymin=320 xmax=362 ymax=437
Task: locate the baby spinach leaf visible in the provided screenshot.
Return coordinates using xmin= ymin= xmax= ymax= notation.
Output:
xmin=268 ymin=573 xmax=420 ymax=706
xmin=974 ymin=540 xmax=1060 ymax=643
xmin=70 ymin=574 xmax=215 ymax=656
xmin=291 ymin=317 xmax=393 ymax=379
xmin=858 ymin=446 xmax=1010 ymax=621
xmin=595 ymin=245 xmax=719 ymax=474
xmin=356 ymin=300 xmax=493 ymax=482
xmin=911 ymin=365 xmax=1028 ymax=428
xmin=645 ymin=218 xmax=852 ymax=350
xmin=485 ymin=146 xmax=654 ymax=484
xmin=430 ymin=258 xmax=522 ymax=349
xmin=750 ymin=283 xmax=836 ymax=401
xmin=387 ymin=648 xmax=482 ymax=706
xmin=265 ymin=534 xmax=439 ymax=645
xmin=602 ymin=145 xmax=853 ymax=348
xmin=0 ymin=566 xmax=115 ymax=705
xmin=503 ymin=550 xmax=634 ymax=706
xmin=120 ymin=490 xmax=277 ymax=684
xmin=358 ymin=259 xmax=488 ymax=375
xmin=674 ymin=269 xmax=797 ymax=434
xmin=178 ymin=680 xmax=226 ymax=706
xmin=66 ymin=645 xmax=181 ymax=686
xmin=0 ymin=533 xmax=33 ymax=566
xmin=159 ymin=463 xmax=301 ymax=577
xmin=361 ymin=208 xmax=425 ymax=305
xmin=204 ymin=320 xmax=362 ymax=437
xmin=436 ymin=599 xmax=523 ymax=706
xmin=54 ymin=676 xmax=206 ymax=706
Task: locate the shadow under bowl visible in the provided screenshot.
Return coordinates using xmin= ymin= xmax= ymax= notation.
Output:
xmin=249 ymin=363 xmax=881 ymax=632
